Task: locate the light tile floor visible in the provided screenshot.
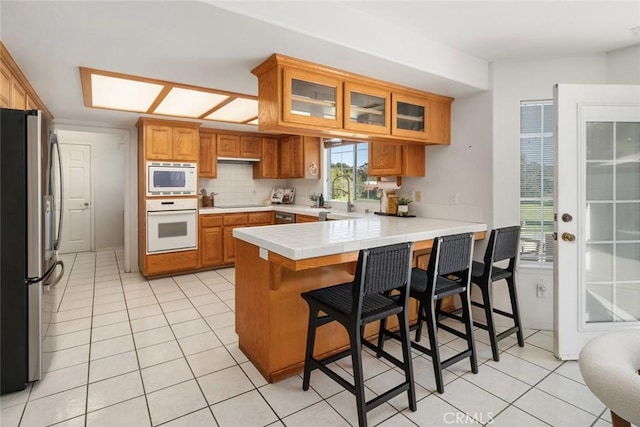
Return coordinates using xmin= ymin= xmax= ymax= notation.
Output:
xmin=0 ymin=250 xmax=617 ymax=427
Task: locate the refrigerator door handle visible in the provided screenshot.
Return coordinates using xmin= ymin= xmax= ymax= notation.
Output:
xmin=51 ymin=133 xmax=64 ymax=251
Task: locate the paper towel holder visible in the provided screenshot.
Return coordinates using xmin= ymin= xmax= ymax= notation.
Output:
xmin=376 ymin=176 xmax=402 ymax=187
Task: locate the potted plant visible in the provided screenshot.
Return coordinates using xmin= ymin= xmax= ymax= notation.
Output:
xmin=309 ymin=192 xmax=321 ymax=207
xmin=397 ymin=197 xmax=412 ymax=216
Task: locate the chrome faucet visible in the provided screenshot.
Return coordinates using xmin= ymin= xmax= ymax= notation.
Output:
xmin=331 ymin=174 xmax=355 ymax=212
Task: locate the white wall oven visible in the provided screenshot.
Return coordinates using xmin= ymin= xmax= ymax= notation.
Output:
xmin=146 ymin=199 xmax=197 ymax=254
xmin=147 ymin=162 xmax=197 ymax=196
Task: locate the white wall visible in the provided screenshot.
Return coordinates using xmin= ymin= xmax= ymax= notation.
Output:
xmin=490 ymin=54 xmax=608 ymax=330
xmin=606 ymin=43 xmax=640 ymax=84
xmin=56 ymin=129 xmax=126 ymax=251
xmin=401 ymin=90 xmax=493 ymax=258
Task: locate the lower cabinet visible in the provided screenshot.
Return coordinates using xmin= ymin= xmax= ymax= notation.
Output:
xmin=295 ymin=214 xmax=318 ymax=223
xmin=201 ymin=215 xmax=223 ymax=267
xmin=201 ymin=211 xmax=274 ymax=268
xmin=146 ymin=250 xmax=199 ymax=276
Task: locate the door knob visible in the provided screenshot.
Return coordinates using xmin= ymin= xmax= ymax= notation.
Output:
xmin=562 ymin=213 xmax=573 ymax=222
xmin=561 ymin=232 xmax=576 ymax=242
xmin=84 ymin=202 xmax=90 ymax=208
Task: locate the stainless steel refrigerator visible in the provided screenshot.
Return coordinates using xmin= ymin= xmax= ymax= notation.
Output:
xmin=1 ymin=108 xmax=64 ymax=394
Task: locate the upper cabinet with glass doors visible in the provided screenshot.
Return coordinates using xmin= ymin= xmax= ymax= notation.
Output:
xmin=344 ymin=82 xmax=390 ymax=135
xmin=252 ymin=54 xmax=453 ymax=145
xmin=283 ymin=68 xmax=342 ymax=129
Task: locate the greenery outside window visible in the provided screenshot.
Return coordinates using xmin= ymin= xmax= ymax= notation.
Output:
xmin=520 ymin=100 xmax=554 ymax=263
xmin=328 ymin=143 xmax=380 ymax=202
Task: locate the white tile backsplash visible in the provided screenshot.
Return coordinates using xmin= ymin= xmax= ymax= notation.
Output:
xmin=200 ymin=163 xmax=281 ymax=206
xmin=200 ymin=163 xmax=323 ymax=207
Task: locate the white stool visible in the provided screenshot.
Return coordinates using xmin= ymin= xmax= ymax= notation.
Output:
xmin=579 ymin=330 xmax=640 ymax=427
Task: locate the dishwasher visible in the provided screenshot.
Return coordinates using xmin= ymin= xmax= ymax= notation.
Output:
xmin=274 ymin=211 xmax=295 ymax=224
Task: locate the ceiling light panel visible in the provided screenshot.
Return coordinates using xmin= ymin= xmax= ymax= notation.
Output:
xmin=91 ymin=74 xmax=163 ymax=112
xmin=154 ymin=87 xmax=229 ymax=117
xmin=206 ymin=98 xmax=258 ymax=122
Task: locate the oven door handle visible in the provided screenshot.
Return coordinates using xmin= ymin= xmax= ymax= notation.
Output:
xmin=147 ymin=209 xmax=196 ymax=216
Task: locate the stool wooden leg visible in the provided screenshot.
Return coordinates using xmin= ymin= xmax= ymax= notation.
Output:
xmin=397 ymin=312 xmax=417 ymax=411
xmin=302 ymin=306 xmax=319 ymax=391
xmin=376 ymin=317 xmax=387 ymax=358
xmin=460 ymin=290 xmax=478 ymax=374
xmin=611 ymin=410 xmax=631 ymax=427
xmin=415 ymin=300 xmax=425 ymax=342
xmin=481 ymin=283 xmax=500 ymax=361
xmin=349 ymin=326 xmax=367 ymax=427
xmin=425 ymin=300 xmax=444 ymax=394
xmin=507 ymin=276 xmax=525 ymax=347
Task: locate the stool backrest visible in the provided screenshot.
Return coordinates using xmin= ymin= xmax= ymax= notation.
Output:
xmin=352 ymin=242 xmax=413 ymax=300
xmin=428 ymin=233 xmax=475 ymax=278
xmin=483 ymin=225 xmax=521 ymax=277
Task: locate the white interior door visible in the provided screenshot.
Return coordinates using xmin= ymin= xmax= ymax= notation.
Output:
xmin=59 ymin=143 xmax=92 ymax=253
xmin=554 ymin=84 xmax=640 ymax=359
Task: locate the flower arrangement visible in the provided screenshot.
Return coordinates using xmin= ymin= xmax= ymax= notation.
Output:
xmin=397 ymin=197 xmax=413 ymax=205
xmin=309 ymin=192 xmax=321 ymax=202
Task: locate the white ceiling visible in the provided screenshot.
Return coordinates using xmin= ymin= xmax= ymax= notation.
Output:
xmin=1 ymin=1 xmax=638 ymax=129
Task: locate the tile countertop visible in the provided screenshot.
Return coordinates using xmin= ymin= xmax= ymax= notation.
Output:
xmin=233 ymin=215 xmax=487 ymax=261
xmin=199 ymin=204 xmax=362 ymax=220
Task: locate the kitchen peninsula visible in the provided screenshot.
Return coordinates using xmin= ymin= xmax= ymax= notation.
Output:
xmin=233 ymin=215 xmax=486 ymax=382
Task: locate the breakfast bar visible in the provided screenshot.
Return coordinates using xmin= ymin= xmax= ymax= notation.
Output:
xmin=233 ymin=215 xmax=487 ymax=383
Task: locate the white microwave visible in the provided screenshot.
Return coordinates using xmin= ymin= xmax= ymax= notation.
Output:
xmin=147 ymin=162 xmax=197 ymax=196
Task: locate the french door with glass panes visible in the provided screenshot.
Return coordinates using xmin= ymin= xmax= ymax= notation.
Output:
xmin=554 ymin=84 xmax=640 ymax=359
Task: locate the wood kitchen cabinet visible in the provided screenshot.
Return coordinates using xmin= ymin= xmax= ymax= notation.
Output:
xmin=253 ymin=137 xmax=279 ymax=179
xmin=240 ymin=136 xmax=261 ymax=158
xmin=145 ymin=251 xmax=199 ymax=276
xmin=248 ymin=211 xmax=274 ymax=225
xmin=252 ymin=53 xmax=453 ymax=145
xmin=369 ymin=141 xmax=403 ymax=176
xmin=402 ymin=144 xmax=426 ymax=177
xmin=217 ymin=134 xmax=262 ymax=159
xmin=344 ymin=82 xmax=390 ymax=135
xmin=279 ymin=135 xmax=321 ymax=179
xmin=200 ymin=215 xmax=223 ymax=267
xmin=368 ymin=141 xmax=425 ymax=178
xmin=222 ymin=212 xmax=274 ymax=263
xmin=0 ymin=42 xmax=51 ymax=114
xmin=199 ymin=130 xmax=217 ymax=178
xmin=200 ymin=211 xmax=273 ymax=269
xmin=295 ymin=214 xmax=318 ymax=223
xmin=279 ymin=136 xmax=303 ymax=178
xmin=282 ymin=68 xmax=343 ymax=129
xmin=217 ymin=134 xmax=240 ymax=157
xmin=139 ymin=119 xmax=200 ymax=162
xmin=222 ymin=213 xmax=248 ymax=264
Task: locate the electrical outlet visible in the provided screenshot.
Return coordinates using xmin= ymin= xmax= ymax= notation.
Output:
xmin=536 ymin=283 xmax=547 ymax=298
xmin=414 ymin=191 xmax=422 ymax=202
xmin=449 ymin=193 xmax=458 ymax=205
